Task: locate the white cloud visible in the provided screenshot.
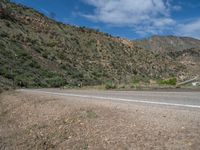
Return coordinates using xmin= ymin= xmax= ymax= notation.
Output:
xmin=172 ymin=5 xmax=182 ymax=11
xmin=81 ymin=0 xmax=200 ymax=39
xmin=81 ymin=0 xmax=176 ymax=36
xmin=176 ymin=19 xmax=200 ymax=39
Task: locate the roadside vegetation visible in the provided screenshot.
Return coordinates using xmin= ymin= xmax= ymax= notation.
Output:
xmin=0 ymin=0 xmax=199 ymax=91
xmin=157 ymin=78 xmax=177 ymax=86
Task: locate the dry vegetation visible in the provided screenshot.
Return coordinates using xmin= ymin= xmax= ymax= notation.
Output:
xmin=1 ymin=0 xmax=199 ymax=91
xmin=1 ymin=91 xmax=200 ymax=150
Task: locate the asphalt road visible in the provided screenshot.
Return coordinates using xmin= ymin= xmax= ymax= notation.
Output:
xmin=19 ymin=89 xmax=200 ymax=109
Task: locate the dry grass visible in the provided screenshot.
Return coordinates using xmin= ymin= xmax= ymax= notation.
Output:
xmin=0 ymin=91 xmax=200 ymax=150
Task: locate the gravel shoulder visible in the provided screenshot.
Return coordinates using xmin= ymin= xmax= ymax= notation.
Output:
xmin=0 ymin=90 xmax=200 ymax=150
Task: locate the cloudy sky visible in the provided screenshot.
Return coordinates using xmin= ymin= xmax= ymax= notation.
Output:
xmin=11 ymin=0 xmax=200 ymax=39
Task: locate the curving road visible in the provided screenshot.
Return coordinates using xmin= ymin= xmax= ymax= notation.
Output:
xmin=19 ymin=89 xmax=200 ymax=109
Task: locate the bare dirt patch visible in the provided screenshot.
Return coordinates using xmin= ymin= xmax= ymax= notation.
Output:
xmin=0 ymin=91 xmax=200 ymax=150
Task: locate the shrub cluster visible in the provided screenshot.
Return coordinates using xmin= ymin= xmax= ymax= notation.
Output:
xmin=105 ymin=81 xmax=117 ymax=89
xmin=158 ymin=78 xmax=177 ymax=86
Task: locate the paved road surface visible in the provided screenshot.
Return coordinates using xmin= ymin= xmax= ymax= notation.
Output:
xmin=19 ymin=89 xmax=200 ymax=109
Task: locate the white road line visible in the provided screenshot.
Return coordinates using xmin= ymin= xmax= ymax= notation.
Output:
xmin=19 ymin=89 xmax=200 ymax=109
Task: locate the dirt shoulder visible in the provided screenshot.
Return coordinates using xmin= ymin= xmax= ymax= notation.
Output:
xmin=0 ymin=91 xmax=200 ymax=150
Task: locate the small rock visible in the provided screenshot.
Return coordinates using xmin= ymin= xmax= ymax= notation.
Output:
xmin=59 ymin=125 xmax=62 ymax=129
xmin=188 ymin=142 xmax=192 ymax=146
xmin=181 ymin=126 xmax=185 ymax=130
xmin=64 ymin=119 xmax=68 ymax=123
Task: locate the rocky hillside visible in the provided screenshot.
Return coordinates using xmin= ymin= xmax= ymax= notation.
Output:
xmin=136 ymin=35 xmax=200 ymax=53
xmin=0 ymin=0 xmax=198 ymax=90
xmin=135 ymin=36 xmax=200 ymax=80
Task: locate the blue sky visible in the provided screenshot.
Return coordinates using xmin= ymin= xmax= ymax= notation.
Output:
xmin=11 ymin=0 xmax=200 ymax=39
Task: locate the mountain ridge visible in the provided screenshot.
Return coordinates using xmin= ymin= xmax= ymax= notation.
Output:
xmin=135 ymin=35 xmax=200 ymax=52
xmin=0 ymin=0 xmax=199 ymax=90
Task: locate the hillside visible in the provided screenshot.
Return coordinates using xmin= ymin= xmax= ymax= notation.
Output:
xmin=135 ymin=36 xmax=200 ymax=80
xmin=0 ymin=0 xmax=198 ymax=90
xmin=136 ymin=35 xmax=200 ymax=53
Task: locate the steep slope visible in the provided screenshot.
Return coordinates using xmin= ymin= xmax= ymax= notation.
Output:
xmin=170 ymin=48 xmax=200 ymax=80
xmin=0 ymin=0 xmax=192 ymax=90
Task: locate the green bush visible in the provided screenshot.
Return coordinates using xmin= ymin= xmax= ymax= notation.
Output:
xmin=34 ymin=48 xmax=43 ymax=53
xmin=60 ymin=64 xmax=67 ymax=70
xmin=15 ymin=75 xmax=29 ymax=87
xmin=132 ymin=79 xmax=140 ymax=84
xmin=71 ymin=71 xmax=84 ymax=79
xmin=105 ymin=81 xmax=117 ymax=89
xmin=158 ymin=78 xmax=177 ymax=86
xmin=46 ymin=76 xmax=65 ymax=87
xmin=42 ymin=52 xmax=48 ymax=58
xmin=0 ymin=67 xmax=15 ymax=80
xmin=46 ymin=41 xmax=57 ymax=47
xmin=0 ymin=31 xmax=9 ymax=38
xmin=30 ymin=61 xmax=40 ymax=68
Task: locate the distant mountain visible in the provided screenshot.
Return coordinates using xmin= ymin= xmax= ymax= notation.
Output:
xmin=0 ymin=0 xmax=199 ymax=90
xmin=135 ymin=35 xmax=200 ymax=53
